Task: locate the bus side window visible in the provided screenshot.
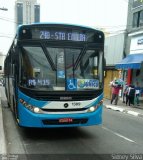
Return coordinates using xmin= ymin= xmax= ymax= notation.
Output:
xmin=11 ymin=48 xmax=19 ymax=77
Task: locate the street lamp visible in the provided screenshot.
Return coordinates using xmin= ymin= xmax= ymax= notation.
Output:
xmin=0 ymin=7 xmax=8 ymax=11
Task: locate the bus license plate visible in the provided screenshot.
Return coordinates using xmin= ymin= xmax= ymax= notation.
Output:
xmin=59 ymin=118 xmax=73 ymax=123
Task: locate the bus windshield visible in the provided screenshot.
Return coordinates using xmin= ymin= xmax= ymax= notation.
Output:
xmin=20 ymin=45 xmax=103 ymax=91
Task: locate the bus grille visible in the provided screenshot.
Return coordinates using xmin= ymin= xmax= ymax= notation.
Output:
xmin=34 ymin=94 xmax=96 ymax=101
xmin=42 ymin=118 xmax=88 ymax=125
xmin=41 ymin=108 xmax=87 ymax=112
xmin=19 ymin=87 xmax=102 ymax=101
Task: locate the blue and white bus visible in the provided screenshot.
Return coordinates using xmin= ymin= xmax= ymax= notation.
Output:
xmin=4 ymin=23 xmax=105 ymax=128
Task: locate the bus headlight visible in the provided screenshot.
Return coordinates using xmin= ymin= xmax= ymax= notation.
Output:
xmin=19 ymin=99 xmax=41 ymax=113
xmin=87 ymin=106 xmax=97 ymax=112
xmin=87 ymin=100 xmax=103 ymax=113
xmin=88 ymin=106 xmax=96 ymax=112
xmin=33 ymin=107 xmax=40 ymax=113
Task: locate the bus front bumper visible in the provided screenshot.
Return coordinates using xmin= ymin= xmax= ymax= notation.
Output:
xmin=18 ymin=104 xmax=102 ymax=128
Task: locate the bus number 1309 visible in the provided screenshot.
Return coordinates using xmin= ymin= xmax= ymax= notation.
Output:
xmin=72 ymin=102 xmax=81 ymax=106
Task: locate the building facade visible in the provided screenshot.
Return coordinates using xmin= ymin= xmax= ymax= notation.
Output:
xmin=120 ymin=0 xmax=143 ymax=91
xmin=15 ymin=0 xmax=40 ymax=27
xmin=104 ymin=32 xmax=126 ymax=99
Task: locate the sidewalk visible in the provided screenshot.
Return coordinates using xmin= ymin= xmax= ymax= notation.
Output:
xmin=104 ymin=98 xmax=143 ymax=118
xmin=0 ymin=89 xmax=7 ymax=154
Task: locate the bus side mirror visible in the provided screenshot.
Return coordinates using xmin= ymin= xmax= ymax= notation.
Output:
xmin=104 ymin=58 xmax=106 ymax=69
xmin=104 ymin=58 xmax=106 ymax=78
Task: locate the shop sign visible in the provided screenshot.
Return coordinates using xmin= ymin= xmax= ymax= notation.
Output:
xmin=137 ymin=38 xmax=143 ymax=45
xmin=130 ymin=36 xmax=143 ymax=54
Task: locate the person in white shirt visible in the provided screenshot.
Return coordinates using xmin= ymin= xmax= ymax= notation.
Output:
xmin=135 ymin=82 xmax=141 ymax=106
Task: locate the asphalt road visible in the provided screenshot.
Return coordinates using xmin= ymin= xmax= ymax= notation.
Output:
xmin=1 ymin=87 xmax=143 ymax=160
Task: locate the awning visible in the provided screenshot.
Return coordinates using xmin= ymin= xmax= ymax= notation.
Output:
xmin=115 ymin=53 xmax=143 ymax=69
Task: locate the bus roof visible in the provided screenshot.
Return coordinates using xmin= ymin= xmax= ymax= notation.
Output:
xmin=16 ymin=23 xmax=104 ymax=43
xmin=17 ymin=23 xmax=104 ymax=34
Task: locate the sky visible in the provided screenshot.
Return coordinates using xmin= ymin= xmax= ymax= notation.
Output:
xmin=0 ymin=0 xmax=128 ymax=55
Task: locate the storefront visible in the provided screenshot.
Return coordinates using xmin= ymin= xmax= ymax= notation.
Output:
xmin=104 ymin=67 xmax=120 ymax=99
xmin=115 ymin=34 xmax=143 ymax=97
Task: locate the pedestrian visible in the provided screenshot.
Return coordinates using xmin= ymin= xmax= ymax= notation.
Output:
xmin=110 ymin=79 xmax=122 ymax=105
xmin=126 ymin=84 xmax=135 ymax=106
xmin=122 ymin=84 xmax=128 ymax=103
xmin=135 ymin=82 xmax=141 ymax=106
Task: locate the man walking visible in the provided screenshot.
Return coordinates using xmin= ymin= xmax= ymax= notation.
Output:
xmin=126 ymin=84 xmax=135 ymax=106
xmin=110 ymin=80 xmax=122 ymax=105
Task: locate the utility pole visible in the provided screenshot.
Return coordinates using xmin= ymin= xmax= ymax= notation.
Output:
xmin=0 ymin=7 xmax=8 ymax=11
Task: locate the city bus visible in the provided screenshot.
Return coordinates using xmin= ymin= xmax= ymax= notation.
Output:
xmin=4 ymin=23 xmax=105 ymax=128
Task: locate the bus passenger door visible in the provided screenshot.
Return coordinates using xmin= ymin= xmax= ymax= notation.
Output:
xmin=4 ymin=54 xmax=12 ymax=108
xmin=10 ymin=62 xmax=18 ymax=113
xmin=9 ymin=48 xmax=18 ymax=113
xmin=9 ymin=64 xmax=15 ymax=112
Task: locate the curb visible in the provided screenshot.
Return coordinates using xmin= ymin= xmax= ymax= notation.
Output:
xmin=105 ymin=105 xmax=143 ymax=118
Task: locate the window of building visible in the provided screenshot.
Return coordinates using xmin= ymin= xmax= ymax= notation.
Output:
xmin=17 ymin=3 xmax=23 ymax=25
xmin=132 ymin=0 xmax=143 ymax=9
xmin=34 ymin=5 xmax=40 ymax=23
xmin=132 ymin=10 xmax=143 ymax=28
xmin=132 ymin=12 xmax=139 ymax=28
xmin=139 ymin=10 xmax=143 ymax=27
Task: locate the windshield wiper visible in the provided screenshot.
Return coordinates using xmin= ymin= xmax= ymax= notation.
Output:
xmin=41 ymin=44 xmax=56 ymax=71
xmin=72 ymin=54 xmax=75 ymax=79
xmin=55 ymin=54 xmax=57 ymax=85
xmin=74 ymin=46 xmax=86 ymax=70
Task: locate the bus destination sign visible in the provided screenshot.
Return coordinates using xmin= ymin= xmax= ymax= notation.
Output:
xmin=19 ymin=27 xmax=100 ymax=42
xmin=41 ymin=30 xmax=86 ymax=41
xmin=32 ymin=30 xmax=87 ymax=41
